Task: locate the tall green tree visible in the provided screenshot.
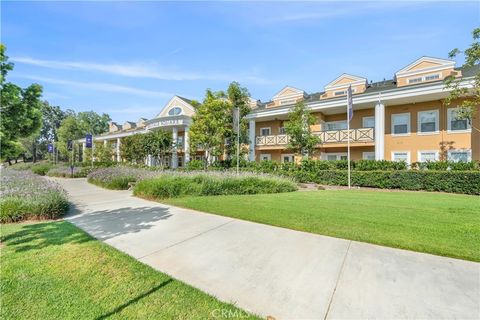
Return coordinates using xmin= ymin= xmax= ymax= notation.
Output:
xmin=1 ymin=44 xmax=43 ymax=164
xmin=189 ymin=90 xmax=231 ymax=166
xmin=57 ymin=116 xmax=84 ymax=160
xmin=120 ymin=134 xmax=146 ymax=163
xmin=143 ymin=130 xmax=172 ymax=165
xmin=444 ymin=27 xmax=480 ymax=132
xmin=77 ymin=111 xmax=111 ymax=135
xmin=224 ymin=82 xmax=251 ymax=161
xmin=284 ymin=101 xmax=320 ymax=158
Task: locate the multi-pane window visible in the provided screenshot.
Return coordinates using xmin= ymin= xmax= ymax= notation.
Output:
xmin=282 ymin=154 xmax=294 ymax=163
xmin=408 ymin=77 xmax=422 ymax=84
xmin=418 ymin=151 xmax=438 ymax=162
xmin=448 ymin=150 xmax=471 ymax=162
xmin=280 ymin=99 xmax=296 ymax=105
xmin=425 ymin=74 xmax=440 ymax=81
xmin=279 ymin=127 xmax=286 ymax=134
xmin=447 ymin=108 xmax=471 ymax=132
xmin=325 ymin=121 xmax=347 ymax=131
xmin=324 ymin=153 xmax=347 ymax=161
xmin=168 ymin=107 xmax=182 ymax=116
xmin=408 ymin=73 xmax=440 ymax=84
xmin=334 ymin=90 xmax=346 ymax=96
xmin=260 ymin=154 xmax=271 ymax=161
xmin=392 ymin=113 xmax=410 ymax=135
xmin=418 ymin=110 xmax=439 ymax=134
xmin=260 ymin=127 xmax=271 ymax=136
xmin=362 ymin=152 xmax=375 ymax=160
xmin=362 ymin=116 xmax=375 ymax=128
xmin=392 ymin=151 xmax=410 ymax=163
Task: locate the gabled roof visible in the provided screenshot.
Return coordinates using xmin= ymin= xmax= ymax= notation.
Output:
xmin=395 ymin=56 xmax=455 ymax=77
xmin=272 ymin=86 xmax=305 ymax=100
xmin=155 ymin=95 xmax=195 ymax=118
xmin=324 ymin=73 xmax=367 ymax=89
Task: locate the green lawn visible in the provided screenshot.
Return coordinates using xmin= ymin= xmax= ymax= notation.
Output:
xmin=164 ymin=190 xmax=480 ymax=262
xmin=0 ymin=221 xmax=259 ymax=320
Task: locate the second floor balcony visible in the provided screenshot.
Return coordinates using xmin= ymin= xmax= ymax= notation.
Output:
xmin=255 ymin=127 xmax=375 ymax=146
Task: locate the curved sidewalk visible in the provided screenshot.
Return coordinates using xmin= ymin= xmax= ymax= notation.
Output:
xmin=55 ymin=178 xmax=479 ymax=320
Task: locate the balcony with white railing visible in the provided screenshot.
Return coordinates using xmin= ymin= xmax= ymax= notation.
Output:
xmin=255 ymin=128 xmax=374 ymax=146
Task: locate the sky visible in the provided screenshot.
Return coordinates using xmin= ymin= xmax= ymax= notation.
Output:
xmin=2 ymin=1 xmax=479 ymax=123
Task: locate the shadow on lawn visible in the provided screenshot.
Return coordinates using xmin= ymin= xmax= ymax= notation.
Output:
xmin=1 ymin=221 xmax=92 ymax=252
xmin=95 ymin=278 xmax=174 ymax=320
xmin=67 ymin=204 xmax=173 ymax=241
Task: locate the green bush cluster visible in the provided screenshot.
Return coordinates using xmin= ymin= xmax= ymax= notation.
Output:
xmin=0 ymin=192 xmax=69 ymax=222
xmin=133 ymin=173 xmax=297 ymax=199
xmin=302 ymin=170 xmax=480 ymax=195
xmin=0 ymin=169 xmax=69 ymax=223
xmin=30 ymin=163 xmax=54 ymax=175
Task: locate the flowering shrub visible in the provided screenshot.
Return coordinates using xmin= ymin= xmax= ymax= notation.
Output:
xmin=87 ymin=166 xmax=160 ymax=189
xmin=0 ymin=169 xmax=69 ymax=222
xmin=46 ymin=166 xmax=94 ymax=178
xmin=133 ymin=171 xmax=298 ymax=199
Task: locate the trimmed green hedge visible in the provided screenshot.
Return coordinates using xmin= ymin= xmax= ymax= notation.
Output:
xmin=133 ymin=173 xmax=298 ymax=199
xmin=303 ymin=170 xmax=480 ymax=195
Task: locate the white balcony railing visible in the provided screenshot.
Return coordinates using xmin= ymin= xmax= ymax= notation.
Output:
xmin=255 ymin=128 xmax=374 ymax=146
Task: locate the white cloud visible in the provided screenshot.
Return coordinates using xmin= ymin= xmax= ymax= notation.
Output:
xmin=11 ymin=56 xmax=271 ymax=84
xmin=16 ymin=74 xmax=173 ymax=98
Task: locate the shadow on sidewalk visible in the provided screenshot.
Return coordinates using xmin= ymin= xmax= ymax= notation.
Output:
xmin=67 ymin=204 xmax=173 ymax=240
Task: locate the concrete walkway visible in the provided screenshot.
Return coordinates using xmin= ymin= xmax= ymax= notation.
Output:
xmin=55 ymin=178 xmax=479 ymax=320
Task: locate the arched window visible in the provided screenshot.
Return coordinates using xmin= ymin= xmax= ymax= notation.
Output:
xmin=168 ymin=107 xmax=182 ymax=116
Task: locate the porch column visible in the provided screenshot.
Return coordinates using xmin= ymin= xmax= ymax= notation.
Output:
xmin=82 ymin=142 xmax=86 ymax=162
xmin=171 ymin=127 xmax=178 ymax=168
xmin=103 ymin=140 xmax=107 ymax=147
xmin=374 ymin=102 xmax=385 ymax=160
xmin=248 ymin=120 xmax=256 ymax=162
xmin=184 ymin=127 xmax=190 ymax=164
xmin=116 ymin=138 xmax=121 ymax=162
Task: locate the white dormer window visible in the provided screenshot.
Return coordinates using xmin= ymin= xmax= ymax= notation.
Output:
xmin=408 ymin=77 xmax=422 ymax=84
xmin=280 ymin=99 xmax=296 ymax=105
xmin=168 ymin=107 xmax=182 ymax=116
xmin=407 ymin=73 xmax=441 ymax=84
xmin=334 ymin=88 xmax=356 ymax=96
xmin=425 ymin=74 xmax=440 ymax=81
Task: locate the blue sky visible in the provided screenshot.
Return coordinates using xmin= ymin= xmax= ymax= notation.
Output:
xmin=2 ymin=1 xmax=479 ymax=122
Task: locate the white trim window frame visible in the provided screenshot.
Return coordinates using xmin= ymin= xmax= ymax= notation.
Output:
xmin=362 ymin=116 xmax=375 ymax=128
xmin=322 ymin=152 xmax=348 ymax=161
xmin=279 ymin=127 xmax=286 ymax=134
xmin=407 ymin=72 xmax=441 ymax=84
xmin=417 ymin=150 xmax=439 ymax=163
xmin=260 ymin=127 xmax=271 ymax=136
xmin=281 ymin=154 xmax=295 ymax=163
xmin=447 ymin=108 xmax=471 ymax=133
xmin=447 ymin=149 xmax=472 ymax=162
xmin=391 ymin=113 xmax=411 ymax=136
xmin=417 ymin=109 xmax=439 ymax=135
xmin=391 ymin=151 xmax=411 ymax=164
xmin=260 ymin=153 xmax=271 ymax=161
xmin=362 ymin=152 xmax=375 ymax=160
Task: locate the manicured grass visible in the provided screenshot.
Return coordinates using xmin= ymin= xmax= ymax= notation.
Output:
xmin=0 ymin=221 xmax=259 ymax=320
xmin=164 ymin=190 xmax=480 ymax=262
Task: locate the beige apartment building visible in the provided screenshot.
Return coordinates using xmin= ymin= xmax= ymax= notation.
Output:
xmin=82 ymin=56 xmax=479 ymax=167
